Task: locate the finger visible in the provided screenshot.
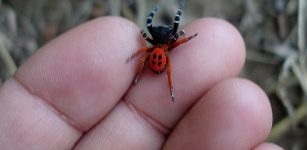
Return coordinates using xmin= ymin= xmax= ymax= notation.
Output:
xmin=162 ymin=79 xmax=273 ymax=150
xmin=0 ymin=80 xmax=80 ymax=149
xmin=126 ymin=18 xmax=246 ymax=130
xmin=74 ymin=18 xmax=246 ymax=149
xmin=0 ymin=17 xmax=143 ymax=149
xmin=253 ymin=143 xmax=284 ymax=150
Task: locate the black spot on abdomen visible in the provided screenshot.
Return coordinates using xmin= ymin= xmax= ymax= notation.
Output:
xmin=158 ymin=55 xmax=162 ymax=60
xmin=153 ymin=54 xmax=157 ymax=59
xmin=158 ymin=61 xmax=162 ymax=66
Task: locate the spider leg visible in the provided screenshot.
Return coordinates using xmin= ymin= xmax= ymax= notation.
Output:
xmin=147 ymin=5 xmax=160 ymax=34
xmin=141 ymin=30 xmax=154 ymax=44
xmin=133 ymin=54 xmax=150 ymax=85
xmin=172 ymin=0 xmax=185 ymax=35
xmin=172 ymin=30 xmax=186 ymax=40
xmin=166 ymin=55 xmax=175 ymax=102
xmin=170 ymin=33 xmax=198 ymax=50
xmin=126 ymin=47 xmax=152 ymax=63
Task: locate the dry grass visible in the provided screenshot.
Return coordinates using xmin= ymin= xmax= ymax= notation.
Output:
xmin=0 ymin=0 xmax=306 ymax=149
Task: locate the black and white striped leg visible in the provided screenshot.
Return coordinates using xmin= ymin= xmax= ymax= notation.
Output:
xmin=174 ymin=30 xmax=185 ymax=39
xmin=141 ymin=30 xmax=147 ymax=38
xmin=170 ymin=30 xmax=185 ymax=41
xmin=146 ymin=5 xmax=160 ymax=34
xmin=172 ymin=8 xmax=183 ymax=35
xmin=141 ymin=30 xmax=154 ymax=44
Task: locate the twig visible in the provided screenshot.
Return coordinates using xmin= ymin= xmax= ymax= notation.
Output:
xmin=292 ymin=62 xmax=307 ymax=94
xmin=246 ymin=49 xmax=280 ymax=65
xmin=109 ymin=0 xmax=121 ymax=16
xmin=298 ymin=0 xmax=306 ymax=76
xmin=276 ymin=54 xmax=297 ymax=117
xmin=122 ymin=2 xmax=134 ymax=21
xmin=268 ymin=102 xmax=307 ymax=142
xmin=0 ymin=37 xmax=17 ymax=75
xmin=269 ymin=0 xmax=307 ymax=143
xmin=136 ymin=0 xmax=146 ymax=26
xmin=276 ymin=86 xmax=295 ymax=117
xmin=277 ymin=14 xmax=288 ymax=39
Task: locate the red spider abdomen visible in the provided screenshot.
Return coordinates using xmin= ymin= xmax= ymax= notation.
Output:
xmin=149 ymin=48 xmax=167 ymax=74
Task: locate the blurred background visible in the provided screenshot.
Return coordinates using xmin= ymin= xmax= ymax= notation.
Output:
xmin=0 ymin=0 xmax=306 ymax=149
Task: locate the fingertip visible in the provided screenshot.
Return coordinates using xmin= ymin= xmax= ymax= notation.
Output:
xmin=14 ymin=16 xmax=144 ymax=131
xmin=253 ymin=143 xmax=284 ymax=150
xmin=205 ymin=78 xmax=273 ymax=139
xmin=163 ymin=78 xmax=272 ymax=150
xmin=184 ymin=18 xmax=246 ymax=74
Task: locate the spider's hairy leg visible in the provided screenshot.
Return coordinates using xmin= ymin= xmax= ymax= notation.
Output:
xmin=170 ymin=33 xmax=198 ymax=49
xmin=133 ymin=54 xmax=150 ymax=85
xmin=166 ymin=55 xmax=175 ymax=102
xmin=141 ymin=30 xmax=154 ymax=44
xmin=172 ymin=30 xmax=186 ymax=40
xmin=172 ymin=0 xmax=185 ymax=35
xmin=147 ymin=5 xmax=160 ymax=34
xmin=126 ymin=47 xmax=152 ymax=63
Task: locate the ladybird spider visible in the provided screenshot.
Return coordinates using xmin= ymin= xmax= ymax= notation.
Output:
xmin=126 ymin=0 xmax=197 ymax=102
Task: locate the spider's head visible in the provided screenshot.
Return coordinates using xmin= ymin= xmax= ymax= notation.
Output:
xmin=151 ymin=25 xmax=173 ymax=45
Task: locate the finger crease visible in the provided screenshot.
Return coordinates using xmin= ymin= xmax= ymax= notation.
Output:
xmin=13 ymin=77 xmax=84 ymax=133
xmin=123 ymin=100 xmax=170 ymax=135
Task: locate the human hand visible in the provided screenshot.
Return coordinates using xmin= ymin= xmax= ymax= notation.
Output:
xmin=0 ymin=17 xmax=283 ymax=150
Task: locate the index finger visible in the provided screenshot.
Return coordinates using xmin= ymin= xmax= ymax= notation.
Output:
xmin=0 ymin=17 xmax=143 ymax=149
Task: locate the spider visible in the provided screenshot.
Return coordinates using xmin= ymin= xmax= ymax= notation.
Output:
xmin=126 ymin=0 xmax=197 ymax=102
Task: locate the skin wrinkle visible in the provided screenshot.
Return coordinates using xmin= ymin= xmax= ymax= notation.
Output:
xmin=13 ymin=17 xmax=143 ymax=131
xmin=0 ymin=79 xmax=81 ymax=149
xmin=13 ymin=77 xmax=84 ymax=133
xmin=123 ymin=100 xmax=170 ymax=135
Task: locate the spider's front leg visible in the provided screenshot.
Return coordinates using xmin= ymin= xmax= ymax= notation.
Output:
xmin=171 ymin=0 xmax=184 ymax=35
xmin=166 ymin=55 xmax=175 ymax=102
xmin=171 ymin=30 xmax=185 ymax=41
xmin=141 ymin=30 xmax=154 ymax=45
xmin=170 ymin=1 xmax=185 ymax=42
xmin=147 ymin=5 xmax=160 ymax=34
xmin=170 ymin=33 xmax=198 ymax=50
xmin=126 ymin=47 xmax=153 ymax=63
xmin=133 ymin=54 xmax=150 ymax=85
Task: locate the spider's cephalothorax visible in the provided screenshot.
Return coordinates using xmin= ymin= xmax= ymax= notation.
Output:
xmin=127 ymin=0 xmax=198 ymax=102
xmin=150 ymin=25 xmax=172 ymax=45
